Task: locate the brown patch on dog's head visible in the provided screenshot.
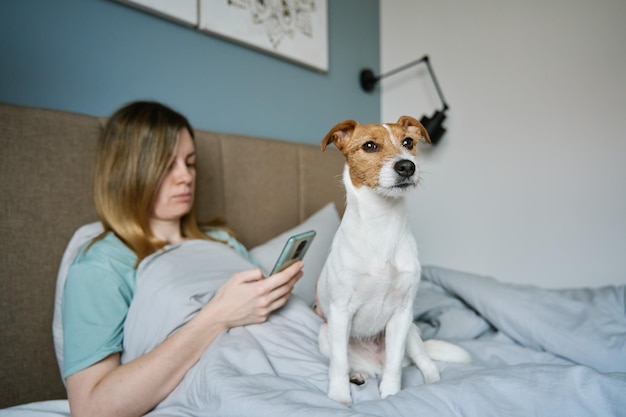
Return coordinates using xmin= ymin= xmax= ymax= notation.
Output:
xmin=321 ymin=116 xmax=430 ymax=189
xmin=321 ymin=119 xmax=359 ymax=153
xmin=396 ymin=115 xmax=431 ymax=144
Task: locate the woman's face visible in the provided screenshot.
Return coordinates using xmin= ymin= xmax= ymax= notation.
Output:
xmin=151 ymin=128 xmax=196 ymax=224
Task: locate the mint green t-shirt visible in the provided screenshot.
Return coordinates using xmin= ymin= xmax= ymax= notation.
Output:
xmin=62 ymin=233 xmax=136 ymax=378
xmin=62 ymin=230 xmax=256 ymax=379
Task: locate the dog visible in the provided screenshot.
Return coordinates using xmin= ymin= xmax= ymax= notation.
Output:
xmin=315 ymin=116 xmax=470 ymax=405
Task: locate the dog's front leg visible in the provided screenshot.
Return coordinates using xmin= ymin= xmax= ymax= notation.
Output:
xmin=326 ymin=305 xmax=353 ymax=405
xmin=379 ymin=307 xmax=412 ymax=398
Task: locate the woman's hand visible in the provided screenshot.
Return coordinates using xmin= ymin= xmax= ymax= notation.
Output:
xmin=206 ymin=261 xmax=304 ymax=328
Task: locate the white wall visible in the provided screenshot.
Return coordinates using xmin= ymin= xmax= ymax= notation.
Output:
xmin=381 ymin=0 xmax=626 ymax=288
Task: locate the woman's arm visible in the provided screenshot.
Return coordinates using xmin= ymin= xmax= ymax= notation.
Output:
xmin=66 ymin=261 xmax=303 ymax=417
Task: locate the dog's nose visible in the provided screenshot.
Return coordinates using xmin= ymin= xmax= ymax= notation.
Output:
xmin=394 ymin=160 xmax=415 ymax=177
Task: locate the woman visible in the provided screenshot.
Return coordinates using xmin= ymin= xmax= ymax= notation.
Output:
xmin=62 ymin=101 xmax=303 ymax=417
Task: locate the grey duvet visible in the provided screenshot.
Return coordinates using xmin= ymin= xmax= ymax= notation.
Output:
xmin=126 ymin=241 xmax=626 ymax=417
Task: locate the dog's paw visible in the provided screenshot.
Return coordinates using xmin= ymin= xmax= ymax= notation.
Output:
xmin=421 ymin=361 xmax=441 ymax=384
xmin=328 ymin=379 xmax=352 ymax=405
xmin=379 ymin=377 xmax=401 ymax=399
xmin=349 ymin=371 xmax=367 ymax=385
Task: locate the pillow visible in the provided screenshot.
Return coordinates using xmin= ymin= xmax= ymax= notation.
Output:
xmin=52 ymin=221 xmax=104 ymax=379
xmin=249 ymin=202 xmax=340 ymax=307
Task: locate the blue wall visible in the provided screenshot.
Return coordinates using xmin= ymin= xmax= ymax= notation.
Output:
xmin=0 ymin=0 xmax=379 ymax=144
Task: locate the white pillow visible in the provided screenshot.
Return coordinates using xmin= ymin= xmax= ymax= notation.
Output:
xmin=52 ymin=221 xmax=104 ymax=380
xmin=249 ymin=202 xmax=340 ymax=307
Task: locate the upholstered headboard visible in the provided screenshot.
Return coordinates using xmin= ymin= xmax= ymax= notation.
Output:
xmin=0 ymin=101 xmax=345 ymax=408
xmin=192 ymin=129 xmax=345 ymax=249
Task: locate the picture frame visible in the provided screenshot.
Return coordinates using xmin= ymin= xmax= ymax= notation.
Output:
xmin=114 ymin=0 xmax=199 ymax=27
xmin=113 ymin=0 xmax=328 ymax=72
xmin=198 ymin=0 xmax=328 ymax=72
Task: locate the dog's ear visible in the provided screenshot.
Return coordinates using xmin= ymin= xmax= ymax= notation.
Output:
xmin=397 ymin=115 xmax=431 ymax=144
xmin=321 ymin=120 xmax=359 ymax=152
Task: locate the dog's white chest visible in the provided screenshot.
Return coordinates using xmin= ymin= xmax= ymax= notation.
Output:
xmin=349 ymin=266 xmax=419 ymax=337
xmin=319 ymin=214 xmax=421 ymax=338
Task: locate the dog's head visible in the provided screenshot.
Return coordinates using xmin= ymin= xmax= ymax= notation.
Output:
xmin=321 ymin=116 xmax=431 ymax=197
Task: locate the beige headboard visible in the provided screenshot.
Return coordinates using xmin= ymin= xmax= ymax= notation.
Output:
xmin=192 ymin=129 xmax=345 ymax=249
xmin=0 ymin=101 xmax=345 ymax=408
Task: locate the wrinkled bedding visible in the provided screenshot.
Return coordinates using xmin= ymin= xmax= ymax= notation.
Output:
xmin=129 ymin=241 xmax=626 ymax=417
xmin=3 ymin=241 xmax=625 ymax=416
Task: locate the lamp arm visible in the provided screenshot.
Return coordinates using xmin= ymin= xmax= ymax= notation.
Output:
xmin=360 ymin=55 xmax=449 ymax=111
xmin=360 ymin=55 xmax=450 ymax=145
xmin=422 ymin=56 xmax=449 ymax=111
xmin=377 ymin=56 xmax=428 ymax=80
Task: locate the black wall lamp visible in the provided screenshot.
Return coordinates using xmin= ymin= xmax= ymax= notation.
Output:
xmin=360 ymin=55 xmax=449 ymax=145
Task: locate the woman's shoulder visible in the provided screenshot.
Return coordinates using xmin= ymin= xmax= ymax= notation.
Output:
xmin=66 ymin=232 xmax=137 ymax=298
xmin=74 ymin=232 xmax=136 ymax=271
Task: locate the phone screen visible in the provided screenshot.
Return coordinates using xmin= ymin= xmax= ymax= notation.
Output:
xmin=269 ymin=230 xmax=316 ymax=275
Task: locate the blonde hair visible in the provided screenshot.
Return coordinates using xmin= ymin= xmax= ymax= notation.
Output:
xmin=92 ymin=101 xmax=210 ymax=264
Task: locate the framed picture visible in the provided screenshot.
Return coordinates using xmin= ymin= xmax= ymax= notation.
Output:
xmin=114 ymin=0 xmax=199 ymax=26
xmin=198 ymin=0 xmax=328 ymax=72
xmin=113 ymin=0 xmax=328 ymax=72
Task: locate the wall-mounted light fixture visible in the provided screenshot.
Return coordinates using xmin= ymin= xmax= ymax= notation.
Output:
xmin=360 ymin=55 xmax=449 ymax=145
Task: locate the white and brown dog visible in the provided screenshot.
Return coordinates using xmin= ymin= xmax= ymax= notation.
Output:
xmin=315 ymin=116 xmax=470 ymax=405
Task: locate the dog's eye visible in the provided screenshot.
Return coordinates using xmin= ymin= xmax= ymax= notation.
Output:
xmin=402 ymin=138 xmax=414 ymax=149
xmin=362 ymin=141 xmax=378 ymax=153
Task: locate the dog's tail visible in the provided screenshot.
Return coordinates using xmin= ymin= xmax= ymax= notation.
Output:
xmin=424 ymin=339 xmax=472 ymax=364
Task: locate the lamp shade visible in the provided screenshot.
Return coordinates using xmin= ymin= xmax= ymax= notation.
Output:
xmin=420 ymin=110 xmax=447 ymax=145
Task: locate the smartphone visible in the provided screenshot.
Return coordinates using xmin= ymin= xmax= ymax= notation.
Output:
xmin=269 ymin=230 xmax=316 ymax=275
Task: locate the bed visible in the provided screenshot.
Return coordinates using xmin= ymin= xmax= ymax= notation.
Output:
xmin=1 ymin=102 xmax=624 ymax=416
